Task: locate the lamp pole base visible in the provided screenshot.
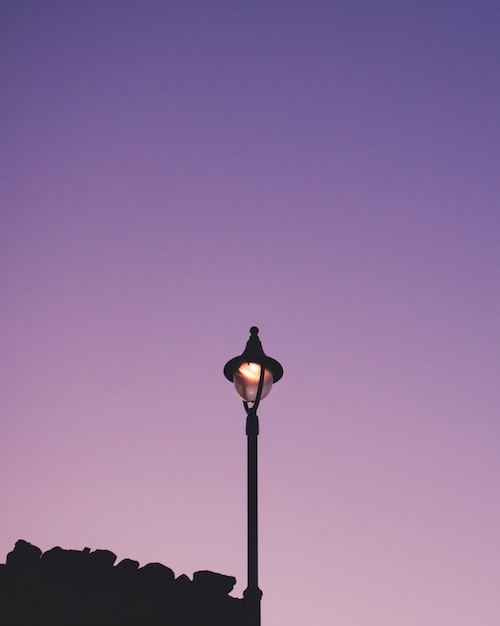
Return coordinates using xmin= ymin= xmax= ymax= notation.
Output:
xmin=243 ymin=585 xmax=263 ymax=626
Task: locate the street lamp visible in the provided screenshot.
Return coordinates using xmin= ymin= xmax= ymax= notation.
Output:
xmin=224 ymin=327 xmax=283 ymax=626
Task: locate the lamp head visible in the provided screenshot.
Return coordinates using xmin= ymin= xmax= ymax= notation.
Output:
xmin=224 ymin=327 xmax=283 ymax=402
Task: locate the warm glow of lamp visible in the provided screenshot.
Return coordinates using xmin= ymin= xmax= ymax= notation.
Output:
xmin=233 ymin=363 xmax=273 ymax=402
xmin=224 ymin=326 xmax=283 ymax=404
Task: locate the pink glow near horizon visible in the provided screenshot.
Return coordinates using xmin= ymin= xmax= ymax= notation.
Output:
xmin=1 ymin=2 xmax=500 ymax=625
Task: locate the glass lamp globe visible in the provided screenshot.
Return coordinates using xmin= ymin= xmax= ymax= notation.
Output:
xmin=233 ymin=363 xmax=273 ymax=402
xmin=224 ymin=327 xmax=283 ymax=404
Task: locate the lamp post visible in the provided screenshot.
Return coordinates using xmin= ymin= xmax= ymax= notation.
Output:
xmin=224 ymin=327 xmax=283 ymax=626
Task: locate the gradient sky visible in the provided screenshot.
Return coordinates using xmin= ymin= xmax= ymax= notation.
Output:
xmin=2 ymin=2 xmax=499 ymax=625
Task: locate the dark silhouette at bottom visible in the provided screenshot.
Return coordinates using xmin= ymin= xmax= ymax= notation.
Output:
xmin=0 ymin=539 xmax=244 ymax=626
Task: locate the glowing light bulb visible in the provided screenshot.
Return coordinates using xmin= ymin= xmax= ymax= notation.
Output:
xmin=233 ymin=362 xmax=273 ymax=402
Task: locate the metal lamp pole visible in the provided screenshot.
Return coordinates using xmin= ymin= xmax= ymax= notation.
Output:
xmin=224 ymin=327 xmax=283 ymax=626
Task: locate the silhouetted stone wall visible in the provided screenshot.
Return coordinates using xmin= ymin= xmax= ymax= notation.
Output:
xmin=0 ymin=540 xmax=244 ymax=626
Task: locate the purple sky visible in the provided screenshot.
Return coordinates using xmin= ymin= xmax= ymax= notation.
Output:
xmin=2 ymin=2 xmax=499 ymax=624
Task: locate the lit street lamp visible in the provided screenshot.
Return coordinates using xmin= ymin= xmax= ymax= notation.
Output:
xmin=224 ymin=327 xmax=283 ymax=626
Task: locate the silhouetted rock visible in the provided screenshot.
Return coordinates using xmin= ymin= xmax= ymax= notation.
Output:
xmin=115 ymin=557 xmax=140 ymax=572
xmin=41 ymin=545 xmax=87 ymax=573
xmin=88 ymin=548 xmax=117 ymax=568
xmin=6 ymin=539 xmax=41 ymax=570
xmin=0 ymin=540 xmax=244 ymax=626
xmin=175 ymin=573 xmax=191 ymax=589
xmin=193 ymin=570 xmax=237 ymax=595
xmin=139 ymin=561 xmax=175 ymax=581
